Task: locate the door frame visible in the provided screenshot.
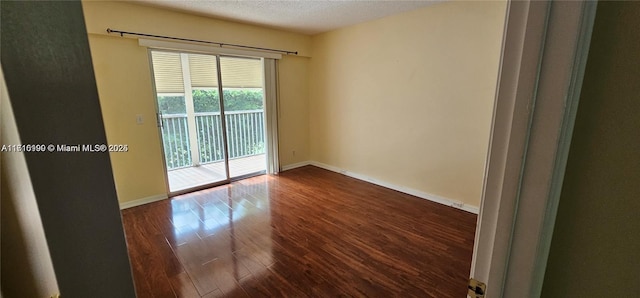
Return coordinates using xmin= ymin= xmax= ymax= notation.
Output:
xmin=471 ymin=0 xmax=598 ymax=297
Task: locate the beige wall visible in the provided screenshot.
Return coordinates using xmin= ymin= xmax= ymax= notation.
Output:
xmin=278 ymin=56 xmax=310 ymax=166
xmin=542 ymin=2 xmax=640 ymax=296
xmin=83 ymin=1 xmax=505 ymax=207
xmin=82 ymin=1 xmax=311 ymax=204
xmin=1 ymin=68 xmax=59 ymax=297
xmin=309 ymin=1 xmax=506 ymax=207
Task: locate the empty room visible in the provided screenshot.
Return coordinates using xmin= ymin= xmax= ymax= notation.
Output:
xmin=86 ymin=1 xmax=505 ymax=296
xmin=5 ymin=1 xmax=639 ymax=297
xmin=2 ymin=0 xmax=506 ymax=297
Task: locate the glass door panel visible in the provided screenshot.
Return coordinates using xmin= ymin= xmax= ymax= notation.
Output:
xmin=157 ymin=94 xmax=191 ymax=169
xmin=187 ymin=53 xmax=228 ymax=186
xmin=151 ymin=51 xmax=229 ymax=192
xmin=219 ymin=56 xmax=267 ymax=178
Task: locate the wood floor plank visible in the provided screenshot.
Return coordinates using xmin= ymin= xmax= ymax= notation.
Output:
xmin=200 ymin=289 xmax=224 ymax=298
xmin=126 ymin=213 xmax=182 ymax=297
xmin=121 ymin=166 xmax=476 ymax=297
xmin=169 ymin=271 xmax=201 ymax=298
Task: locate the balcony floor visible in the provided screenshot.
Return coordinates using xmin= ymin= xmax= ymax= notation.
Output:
xmin=167 ymin=154 xmax=266 ymax=192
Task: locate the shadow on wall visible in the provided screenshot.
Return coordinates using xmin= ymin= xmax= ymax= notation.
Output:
xmin=0 ymin=67 xmax=59 ymax=297
xmin=1 ymin=175 xmax=41 ymax=298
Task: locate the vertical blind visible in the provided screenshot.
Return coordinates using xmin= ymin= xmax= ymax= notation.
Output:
xmin=263 ymin=58 xmax=279 ymax=174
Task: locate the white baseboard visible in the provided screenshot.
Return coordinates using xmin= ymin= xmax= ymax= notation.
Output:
xmin=309 ymin=161 xmax=479 ymax=214
xmin=118 ymin=162 xmax=479 ymax=214
xmin=119 ymin=194 xmax=168 ymax=210
xmin=280 ymin=160 xmax=312 ymax=171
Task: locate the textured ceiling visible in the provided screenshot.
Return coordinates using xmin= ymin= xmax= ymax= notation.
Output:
xmin=133 ymin=1 xmax=442 ymax=35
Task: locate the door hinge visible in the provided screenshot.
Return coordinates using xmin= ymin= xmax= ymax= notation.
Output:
xmin=468 ymin=278 xmax=486 ymax=298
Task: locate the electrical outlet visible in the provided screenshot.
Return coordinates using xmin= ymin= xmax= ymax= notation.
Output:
xmin=453 ymin=202 xmax=464 ymax=208
xmin=292 ymin=149 xmax=296 ymax=156
xmin=136 ymin=114 xmax=144 ymax=125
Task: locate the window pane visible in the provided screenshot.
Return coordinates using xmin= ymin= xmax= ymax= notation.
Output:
xmin=222 ymin=88 xmax=264 ymax=111
xmin=192 ymin=89 xmax=220 ymax=113
xmin=157 ymin=95 xmax=186 ymax=114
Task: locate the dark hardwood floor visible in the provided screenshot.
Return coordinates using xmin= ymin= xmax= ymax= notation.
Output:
xmin=121 ymin=166 xmax=477 ymax=297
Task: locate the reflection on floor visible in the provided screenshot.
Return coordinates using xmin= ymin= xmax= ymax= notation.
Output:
xmin=121 ymin=166 xmax=477 ymax=297
xmin=168 ymin=154 xmax=266 ymax=192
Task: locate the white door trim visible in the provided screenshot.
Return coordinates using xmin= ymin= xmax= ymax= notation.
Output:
xmin=471 ymin=0 xmax=597 ymax=297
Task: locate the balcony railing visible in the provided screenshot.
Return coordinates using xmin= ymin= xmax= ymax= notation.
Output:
xmin=161 ymin=110 xmax=265 ymax=170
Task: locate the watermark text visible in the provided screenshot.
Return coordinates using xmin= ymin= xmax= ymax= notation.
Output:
xmin=1 ymin=144 xmax=129 ymax=153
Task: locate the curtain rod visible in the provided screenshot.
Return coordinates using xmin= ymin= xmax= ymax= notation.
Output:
xmin=106 ymin=28 xmax=298 ymax=55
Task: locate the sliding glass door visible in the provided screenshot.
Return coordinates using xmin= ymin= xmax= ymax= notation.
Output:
xmin=150 ymin=51 xmax=267 ymax=193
